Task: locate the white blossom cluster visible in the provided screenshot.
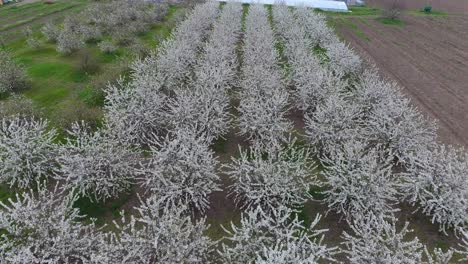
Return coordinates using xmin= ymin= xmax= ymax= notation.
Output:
xmin=0 ymin=51 xmax=28 ymax=93
xmin=273 ymin=5 xmax=346 ymax=112
xmin=139 ymin=130 xmax=220 ymax=213
xmin=53 ymin=0 xmax=168 ymax=54
xmin=218 ymin=206 xmax=337 ymax=263
xmin=342 ymin=213 xmax=455 ymax=263
xmin=353 ymin=70 xmax=438 ymax=164
xmin=104 ymin=79 xmax=167 ymax=145
xmin=294 ymin=7 xmax=362 ymax=77
xmin=96 ymin=195 xmax=214 ymax=263
xmin=274 ymin=4 xmax=466 ymax=251
xmin=225 ymin=139 xmax=319 ymax=212
xmin=104 ymin=1 xmax=220 ymax=146
xmin=131 ymin=1 xmax=219 ymax=92
xmin=134 ymin=2 xmax=243 ymax=213
xmin=342 ymin=214 xmax=425 ymax=263
xmin=303 ymin=69 xmax=437 ymax=162
xmin=163 ymin=2 xmax=243 ymax=143
xmin=457 ymin=230 xmax=468 ymax=261
xmin=0 ymin=185 xmax=102 ymax=263
xmin=291 ymin=7 xmax=334 ymax=48
xmin=196 ymin=2 xmax=242 ymax=92
xmin=0 ymin=116 xmax=58 ymax=189
xmin=400 ymin=145 xmax=468 ymax=233
xmin=56 ymin=122 xmax=140 ymax=202
xmin=163 ymin=87 xmax=230 ymax=143
xmin=0 ymin=185 xmax=215 ymax=263
xmin=41 ymin=22 xmax=60 ymax=42
xmin=320 ymin=141 xmax=399 ymax=220
xmin=82 ymin=0 xmax=168 ymax=37
xmin=304 ymin=93 xmax=363 ymax=154
xmin=238 ymin=4 xmax=292 ymax=147
xmin=56 ymin=24 xmax=85 ymax=54
xmin=98 ymin=40 xmax=118 ymax=54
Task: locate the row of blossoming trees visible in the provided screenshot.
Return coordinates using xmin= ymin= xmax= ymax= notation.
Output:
xmin=0 ymin=1 xmax=467 ymax=263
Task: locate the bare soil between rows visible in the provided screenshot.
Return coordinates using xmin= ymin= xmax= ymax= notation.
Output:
xmin=336 ymin=14 xmax=468 ymax=147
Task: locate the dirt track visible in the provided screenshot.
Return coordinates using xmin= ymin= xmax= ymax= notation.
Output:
xmin=336 ymin=14 xmax=468 ymax=147
xmin=366 ymin=0 xmax=468 ymax=14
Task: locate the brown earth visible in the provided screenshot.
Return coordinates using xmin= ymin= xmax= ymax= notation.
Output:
xmin=335 ymin=14 xmax=468 ymax=147
xmin=366 ymin=0 xmax=468 ymax=14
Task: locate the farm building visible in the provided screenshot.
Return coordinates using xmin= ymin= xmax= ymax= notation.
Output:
xmin=0 ymin=0 xmax=16 ymax=5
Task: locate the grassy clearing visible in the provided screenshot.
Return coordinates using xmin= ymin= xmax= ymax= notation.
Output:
xmin=326 ymin=4 xmax=449 ymax=31
xmin=408 ymin=10 xmax=448 ymax=16
xmin=0 ymin=1 xmax=88 ymax=44
xmin=73 ymin=189 xmax=135 ymax=227
xmin=326 ymin=5 xmax=412 ymax=41
xmin=1 ymin=1 xmax=184 ymax=130
xmin=325 ymin=6 xmax=378 ymax=41
xmin=0 ymin=1 xmax=87 ymax=31
xmin=318 ymin=5 xmax=381 ymax=16
xmin=333 ymin=17 xmax=371 ymax=41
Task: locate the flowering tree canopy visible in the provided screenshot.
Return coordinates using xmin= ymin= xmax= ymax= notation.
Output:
xmin=0 ymin=116 xmax=58 ymax=188
xmin=57 ymin=122 xmax=140 ymax=201
xmin=0 ymin=185 xmax=102 ymax=263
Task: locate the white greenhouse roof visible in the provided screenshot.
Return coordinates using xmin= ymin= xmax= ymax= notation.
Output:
xmin=218 ymin=0 xmax=349 ymax=12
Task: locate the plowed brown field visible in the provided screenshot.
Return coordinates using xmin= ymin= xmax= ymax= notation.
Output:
xmin=366 ymin=0 xmax=468 ymax=14
xmin=335 ymin=14 xmax=468 ymax=147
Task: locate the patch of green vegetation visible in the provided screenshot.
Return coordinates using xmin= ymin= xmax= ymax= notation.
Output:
xmin=73 ymin=190 xmax=134 ymax=226
xmin=326 ymin=16 xmax=338 ymax=29
xmin=0 ymin=2 xmax=44 ymax=16
xmin=0 ymin=1 xmax=84 ymax=31
xmin=0 ymin=184 xmax=15 ymax=205
xmin=79 ymin=86 xmax=105 ymax=107
xmin=206 ymin=209 xmax=241 ymax=241
xmin=241 ymin=4 xmax=249 ymax=32
xmin=297 ymin=205 xmax=313 ymax=227
xmin=28 ymin=62 xmax=86 ymax=82
xmin=24 ymin=84 xmax=70 ymax=110
xmin=358 ymin=17 xmax=369 ymax=25
xmin=353 ymin=30 xmax=370 ymax=41
xmin=212 ymin=137 xmax=228 ymax=154
xmin=312 ymin=45 xmax=329 ymax=64
xmin=435 ymin=240 xmax=449 ymax=251
xmin=149 ymin=5 xmax=184 ymax=47
xmin=267 ymin=4 xmax=289 ymax=72
xmin=308 ymin=185 xmax=326 ymax=200
xmin=95 ymin=48 xmax=122 ymax=64
xmin=319 ymin=5 xmax=380 ymax=16
xmin=376 ymin=17 xmax=405 ymax=26
xmin=0 ymin=3 xmax=55 ymax=24
xmin=312 ymin=45 xmax=326 ymax=55
xmin=408 ymin=10 xmax=447 ymax=16
xmin=348 ymin=6 xmax=381 ymax=16
xmin=337 ymin=18 xmax=370 ymax=41
xmin=0 ymin=2 xmax=183 ymax=129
